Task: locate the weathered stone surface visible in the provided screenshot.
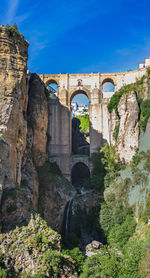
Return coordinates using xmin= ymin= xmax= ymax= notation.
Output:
xmin=85 ymin=240 xmax=103 ymax=257
xmin=117 ymin=91 xmax=139 ymax=163
xmin=0 ymin=27 xmax=29 ymax=229
xmin=109 ymin=109 xmax=120 ymax=145
xmin=28 ymin=73 xmax=48 ymax=166
xmin=21 ymin=73 xmax=49 ymax=211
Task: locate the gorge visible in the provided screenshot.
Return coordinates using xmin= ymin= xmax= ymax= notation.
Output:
xmin=0 ymin=25 xmax=150 ymax=277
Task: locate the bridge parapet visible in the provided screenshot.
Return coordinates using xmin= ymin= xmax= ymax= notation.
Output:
xmin=70 ymin=155 xmax=90 ymax=171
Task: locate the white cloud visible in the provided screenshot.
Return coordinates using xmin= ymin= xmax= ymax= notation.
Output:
xmin=4 ymin=0 xmax=19 ymax=24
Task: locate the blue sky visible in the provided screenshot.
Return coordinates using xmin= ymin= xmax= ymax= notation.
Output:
xmin=1 ymin=0 xmax=150 ymax=75
xmin=1 ymin=0 xmax=150 ymax=104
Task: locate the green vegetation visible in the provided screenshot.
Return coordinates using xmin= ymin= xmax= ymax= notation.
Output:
xmin=85 ymin=152 xmax=105 ymax=192
xmin=80 ymin=223 xmax=149 ymax=278
xmin=0 ymin=255 xmax=7 ymax=278
xmin=113 ymin=123 xmax=120 ymax=141
xmin=62 ymin=248 xmax=85 ymax=274
xmin=6 ymin=23 xmax=22 ymax=37
xmin=72 ymin=115 xmax=89 ymax=135
xmin=0 ymin=267 xmax=7 ymax=278
xmin=42 ymin=250 xmax=74 ymax=278
xmin=100 ymin=142 xmax=125 ymax=188
xmin=108 ymin=67 xmax=150 ymax=131
xmin=80 ymin=247 xmax=121 ymax=278
xmin=107 ymin=83 xmax=137 ymax=114
xmin=76 ymin=138 xmax=150 ymax=277
xmin=0 ymin=213 xmax=76 ymax=277
xmin=37 ymin=161 xmax=62 ymax=185
xmin=139 ymin=99 xmax=150 ymax=131
xmin=108 ymin=215 xmax=136 ymax=249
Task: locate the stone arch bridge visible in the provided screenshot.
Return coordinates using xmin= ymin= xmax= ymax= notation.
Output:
xmin=39 ymin=62 xmax=148 ymax=180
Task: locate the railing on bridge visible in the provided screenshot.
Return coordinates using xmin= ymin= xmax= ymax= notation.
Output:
xmin=47 ymin=85 xmax=56 ymax=94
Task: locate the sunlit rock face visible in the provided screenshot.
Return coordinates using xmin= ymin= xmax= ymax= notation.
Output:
xmin=108 ymin=91 xmax=140 ymax=164
xmin=0 ymin=27 xmax=29 ymax=225
xmin=117 ymin=91 xmax=139 ymax=163
xmin=0 ymin=27 xmax=49 ymax=230
xmin=0 ymin=27 xmax=74 ymax=231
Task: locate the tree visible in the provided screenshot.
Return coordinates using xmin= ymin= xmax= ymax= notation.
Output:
xmin=13 ymin=23 xmax=18 ymax=31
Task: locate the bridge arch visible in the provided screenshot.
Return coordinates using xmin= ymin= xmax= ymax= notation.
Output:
xmin=69 ymin=87 xmax=91 ymax=105
xmin=45 ymin=79 xmax=58 ymax=87
xmin=70 ymin=89 xmax=90 ymax=155
xmin=102 ymin=77 xmax=115 ymax=86
xmin=102 ymin=77 xmax=115 ymax=98
xmin=46 ymin=79 xmax=59 ymax=95
xmin=71 ymin=161 xmax=90 ymax=189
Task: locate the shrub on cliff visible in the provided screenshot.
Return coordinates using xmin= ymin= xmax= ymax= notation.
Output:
xmin=139 ymin=99 xmax=150 ymax=131
xmin=0 ymin=255 xmax=7 ymax=278
xmin=100 ymin=142 xmax=125 ymax=188
xmin=6 ymin=23 xmax=21 ymax=37
xmin=86 ymin=152 xmax=105 ymax=192
xmin=107 ymin=83 xmax=137 ymax=114
xmin=0 ymin=267 xmax=7 ymax=278
xmin=72 ymin=115 xmax=89 ymax=135
xmin=80 ymin=247 xmax=121 ymax=278
xmin=0 ymin=213 xmax=76 ymax=277
xmin=108 ymin=215 xmax=136 ymax=249
xmin=62 ymin=248 xmax=85 ymax=274
xmin=108 ymin=69 xmax=150 ymax=132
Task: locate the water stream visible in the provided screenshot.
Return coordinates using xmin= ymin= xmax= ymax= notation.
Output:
xmin=65 ymin=197 xmax=73 ymax=235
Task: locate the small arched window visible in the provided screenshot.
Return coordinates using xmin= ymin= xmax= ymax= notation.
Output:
xmin=102 ymin=79 xmax=115 ymax=98
xmin=46 ymin=80 xmax=58 ymax=95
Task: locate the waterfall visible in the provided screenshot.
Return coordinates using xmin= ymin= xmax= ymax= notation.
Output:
xmin=65 ymin=197 xmax=73 ymax=235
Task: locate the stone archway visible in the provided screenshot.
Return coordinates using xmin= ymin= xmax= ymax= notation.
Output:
xmin=71 ymin=162 xmax=90 ymax=190
xmin=45 ymin=79 xmax=59 ymax=95
xmin=102 ymin=77 xmax=115 ymax=86
xmin=102 ymin=78 xmax=115 ymax=98
xmin=70 ymin=89 xmax=90 ymax=155
xmin=69 ymin=87 xmax=91 ymax=106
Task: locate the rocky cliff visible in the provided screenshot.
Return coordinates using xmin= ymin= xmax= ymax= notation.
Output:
xmin=0 ymin=26 xmax=29 ymax=230
xmin=108 ymin=71 xmax=150 ymax=163
xmin=0 ymin=26 xmax=74 ymax=233
xmin=109 ymin=91 xmax=139 ymax=163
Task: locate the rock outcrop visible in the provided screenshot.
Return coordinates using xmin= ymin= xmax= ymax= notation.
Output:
xmin=117 ymin=91 xmax=139 ymax=163
xmin=0 ymin=213 xmax=77 ymax=277
xmin=0 ymin=27 xmax=74 ymax=233
xmin=0 ymin=26 xmax=29 ymax=230
xmin=109 ymin=91 xmax=139 ymax=163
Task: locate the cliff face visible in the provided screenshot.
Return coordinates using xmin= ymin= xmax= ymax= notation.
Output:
xmin=0 ymin=26 xmax=28 ymax=192
xmin=0 ymin=27 xmax=29 ymax=230
xmin=109 ymin=91 xmax=140 ymax=163
xmin=117 ymin=91 xmax=139 ymax=163
xmin=0 ymin=27 xmax=74 ymax=232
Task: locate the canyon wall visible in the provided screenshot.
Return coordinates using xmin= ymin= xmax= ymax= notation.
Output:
xmin=0 ymin=27 xmax=74 ymax=232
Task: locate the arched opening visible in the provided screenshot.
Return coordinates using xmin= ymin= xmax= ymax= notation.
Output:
xmin=71 ymin=91 xmax=90 ymax=155
xmin=46 ymin=80 xmax=58 ymax=95
xmin=71 ymin=162 xmax=90 ymax=190
xmin=102 ymin=79 xmax=115 ymax=98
